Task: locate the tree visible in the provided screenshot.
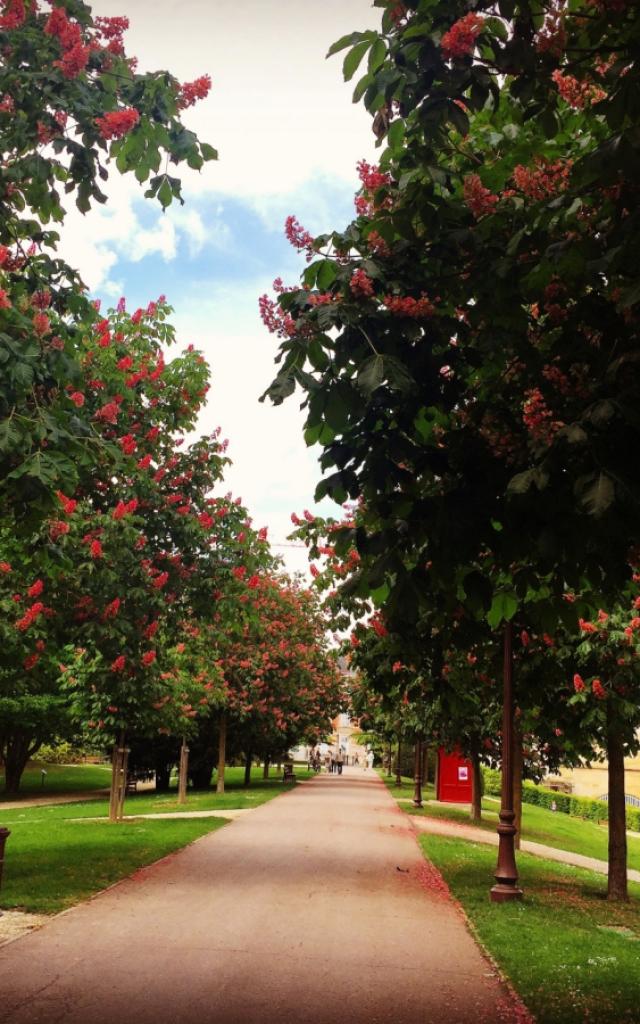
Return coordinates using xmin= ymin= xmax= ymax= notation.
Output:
xmin=0 ymin=0 xmax=216 ymax=523
xmin=261 ymin=0 xmax=640 ymax=899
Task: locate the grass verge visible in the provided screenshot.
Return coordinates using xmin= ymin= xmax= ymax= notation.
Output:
xmin=0 ymin=766 xmax=311 ymax=914
xmin=383 ymin=773 xmax=640 ymax=872
xmin=420 ymin=833 xmax=640 ymax=1024
xmin=0 ymin=762 xmax=112 ymax=800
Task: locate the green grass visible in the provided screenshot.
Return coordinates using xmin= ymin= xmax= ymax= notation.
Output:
xmin=0 ymin=802 xmax=228 ymax=914
xmin=0 ymin=766 xmax=311 ymax=914
xmin=0 ymin=762 xmax=112 ymax=801
xmin=383 ymin=773 xmax=640 ymax=872
xmin=420 ymin=833 xmax=640 ymax=1024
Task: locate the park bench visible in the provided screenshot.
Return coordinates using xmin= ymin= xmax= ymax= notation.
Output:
xmin=282 ymin=762 xmax=295 ymax=783
xmin=125 ymin=768 xmax=155 ymax=793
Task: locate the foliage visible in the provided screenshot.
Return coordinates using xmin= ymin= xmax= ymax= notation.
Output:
xmin=0 ymin=0 xmax=216 ymax=521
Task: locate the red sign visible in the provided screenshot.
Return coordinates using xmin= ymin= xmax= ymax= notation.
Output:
xmin=437 ymin=747 xmax=473 ymax=803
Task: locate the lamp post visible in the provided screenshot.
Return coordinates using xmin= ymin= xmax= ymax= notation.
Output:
xmin=490 ymin=623 xmax=523 ymax=902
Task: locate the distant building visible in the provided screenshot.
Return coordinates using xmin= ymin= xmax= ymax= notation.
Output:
xmin=548 ymin=752 xmax=640 ymax=800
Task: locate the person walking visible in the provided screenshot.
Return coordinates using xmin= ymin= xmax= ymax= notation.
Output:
xmin=366 ymin=750 xmax=375 ymax=771
xmin=336 ymin=751 xmax=344 ymax=776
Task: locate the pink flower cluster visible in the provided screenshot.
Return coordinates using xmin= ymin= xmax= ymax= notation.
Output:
xmin=440 ymin=13 xmax=484 ymax=61
xmin=95 ymin=108 xmax=140 ymax=141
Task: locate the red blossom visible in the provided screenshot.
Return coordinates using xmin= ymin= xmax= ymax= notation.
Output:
xmin=141 ymin=649 xmax=156 ymax=666
xmin=111 ymin=655 xmax=126 ymax=673
xmin=54 ymin=42 xmax=91 ymax=79
xmin=90 ymin=539 xmax=103 ymax=559
xmin=69 ymin=391 xmax=85 ymax=407
xmin=0 ymin=0 xmax=25 ymax=30
xmin=56 ymin=490 xmax=77 ymax=516
xmin=284 ymin=215 xmax=315 ymax=260
xmin=463 ymin=174 xmax=498 ymax=219
xmin=28 ymin=579 xmax=44 ymax=598
xmin=350 ymin=269 xmax=375 ymax=298
xmin=573 ymin=673 xmax=585 ymax=693
xmin=592 ymin=678 xmax=606 ymax=700
xmin=95 ymin=108 xmax=140 ymax=141
xmin=177 ymin=75 xmax=212 ymax=110
xmin=440 ymin=13 xmax=484 ymax=60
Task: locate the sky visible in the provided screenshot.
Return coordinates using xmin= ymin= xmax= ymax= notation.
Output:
xmin=59 ymin=0 xmax=381 ymax=576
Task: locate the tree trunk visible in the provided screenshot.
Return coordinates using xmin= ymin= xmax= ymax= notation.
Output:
xmin=216 ymin=712 xmax=227 ymax=795
xmin=422 ymin=744 xmax=429 ymax=786
xmin=513 ymin=724 xmax=523 ymax=850
xmin=178 ymin=738 xmax=189 ymax=805
xmin=471 ymin=749 xmax=482 ymax=824
xmin=607 ymin=716 xmax=628 ymax=901
xmin=395 ymin=736 xmax=402 ymax=787
xmin=2 ymin=733 xmax=39 ymax=795
xmin=244 ymin=752 xmax=252 ymax=788
xmin=386 ymin=741 xmax=393 ymax=777
xmin=108 ymin=730 xmax=128 ymax=824
xmin=263 ymin=759 xmax=270 ymax=779
xmin=412 ymin=739 xmax=423 ymax=808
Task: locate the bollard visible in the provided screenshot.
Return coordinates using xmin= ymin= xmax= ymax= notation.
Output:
xmin=0 ymin=827 xmax=11 ymax=916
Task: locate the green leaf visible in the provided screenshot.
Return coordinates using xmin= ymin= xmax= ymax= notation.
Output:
xmin=316 ymin=260 xmax=337 ymax=290
xmin=157 ymin=178 xmax=173 ymax=209
xmin=368 ymin=37 xmax=387 ymax=73
xmin=487 ymin=591 xmax=519 ymax=628
xmin=327 ymin=31 xmax=370 ymax=57
xmin=200 ymin=143 xmax=218 ymax=161
xmin=387 ymin=119 xmax=405 ymax=153
xmin=343 ymin=40 xmax=372 ymax=83
xmin=357 ymin=355 xmax=385 ymax=396
xmin=578 ymin=473 xmax=615 ymax=517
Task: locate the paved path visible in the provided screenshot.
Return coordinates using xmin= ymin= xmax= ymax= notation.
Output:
xmin=0 ymin=768 xmax=529 ymax=1024
xmin=410 ymin=813 xmax=640 ymax=883
xmin=0 ymin=789 xmax=109 ymax=811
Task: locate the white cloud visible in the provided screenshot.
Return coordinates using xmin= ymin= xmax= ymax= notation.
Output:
xmin=91 ymin=0 xmax=380 ymax=200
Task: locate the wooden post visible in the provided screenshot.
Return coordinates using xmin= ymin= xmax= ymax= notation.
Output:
xmin=471 ymin=749 xmax=482 ymax=824
xmin=109 ymin=733 xmax=127 ymax=823
xmin=413 ymin=739 xmax=423 ymax=808
xmin=491 ymin=624 xmax=523 ymax=902
xmin=178 ymin=737 xmax=189 ymax=806
xmin=216 ymin=712 xmax=227 ymax=795
xmin=395 ymin=735 xmax=403 ymax=787
xmin=244 ymin=751 xmax=252 ymax=788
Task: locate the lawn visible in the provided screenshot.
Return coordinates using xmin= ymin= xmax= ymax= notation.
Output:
xmin=420 ymin=833 xmax=640 ymax=1024
xmin=0 ymin=762 xmax=112 ymax=800
xmin=0 ymin=766 xmax=312 ymax=914
xmin=384 ymin=773 xmax=640 ymax=872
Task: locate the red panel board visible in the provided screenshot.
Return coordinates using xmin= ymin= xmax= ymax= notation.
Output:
xmin=437 ymin=747 xmax=473 ymax=803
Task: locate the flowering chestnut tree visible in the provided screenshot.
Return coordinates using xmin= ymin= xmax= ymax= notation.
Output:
xmin=0 ymin=0 xmax=215 ymax=522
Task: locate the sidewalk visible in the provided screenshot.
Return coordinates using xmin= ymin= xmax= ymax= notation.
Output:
xmin=409 ymin=812 xmax=640 ymax=883
xmin=0 ymin=767 xmax=530 ymax=1024
xmin=0 ymin=789 xmax=109 ymax=811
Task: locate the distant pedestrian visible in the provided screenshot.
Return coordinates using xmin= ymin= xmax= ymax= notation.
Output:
xmin=336 ymin=752 xmax=344 ymax=775
xmin=366 ymin=750 xmax=375 ymax=771
xmin=354 ymin=754 xmax=360 ymax=767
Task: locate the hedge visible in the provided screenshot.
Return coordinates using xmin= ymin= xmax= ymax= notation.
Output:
xmin=481 ymin=767 xmax=640 ymax=832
